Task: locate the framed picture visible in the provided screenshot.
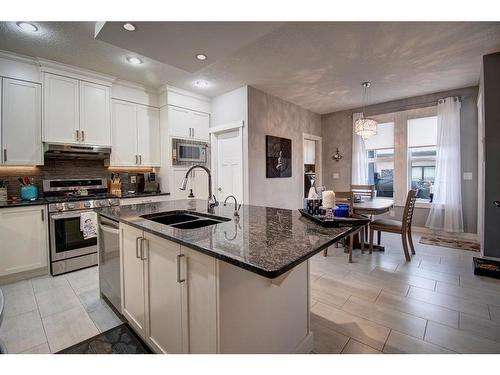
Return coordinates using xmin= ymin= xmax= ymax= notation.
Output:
xmin=266 ymin=135 xmax=292 ymax=178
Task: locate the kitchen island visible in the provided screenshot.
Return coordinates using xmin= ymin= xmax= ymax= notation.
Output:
xmin=98 ymin=199 xmax=361 ymax=354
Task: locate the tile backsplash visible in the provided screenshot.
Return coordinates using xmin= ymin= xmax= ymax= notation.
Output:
xmin=0 ymin=159 xmax=155 ymax=199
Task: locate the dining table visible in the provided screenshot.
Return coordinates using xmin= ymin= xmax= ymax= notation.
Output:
xmin=352 ymin=197 xmax=394 ymax=251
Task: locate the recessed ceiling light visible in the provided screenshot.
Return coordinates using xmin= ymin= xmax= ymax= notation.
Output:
xmin=195 ymin=53 xmax=207 ymax=61
xmin=123 ymin=23 xmax=136 ymax=32
xmin=194 ymin=80 xmax=209 ymax=88
xmin=16 ymin=22 xmax=38 ymax=33
xmin=126 ymin=56 xmax=143 ymax=65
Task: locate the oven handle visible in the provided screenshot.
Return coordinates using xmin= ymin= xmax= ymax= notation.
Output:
xmin=50 ymin=210 xmax=96 ymax=220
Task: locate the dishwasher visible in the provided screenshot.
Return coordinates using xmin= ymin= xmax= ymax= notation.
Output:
xmin=98 ymin=215 xmax=121 ymax=313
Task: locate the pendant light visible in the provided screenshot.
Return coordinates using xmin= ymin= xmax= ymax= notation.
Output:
xmin=355 ymin=82 xmax=378 ymax=139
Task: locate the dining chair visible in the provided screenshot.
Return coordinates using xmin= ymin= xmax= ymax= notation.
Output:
xmin=369 ymin=190 xmax=418 ymax=262
xmin=323 ymin=191 xmax=365 ymax=263
xmin=351 ymin=184 xmax=376 ymax=199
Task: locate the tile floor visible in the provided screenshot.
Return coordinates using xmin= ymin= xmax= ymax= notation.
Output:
xmin=0 ymin=266 xmax=122 ymax=353
xmin=1 ymin=232 xmax=499 ymax=354
xmin=310 ymin=232 xmax=500 ymax=354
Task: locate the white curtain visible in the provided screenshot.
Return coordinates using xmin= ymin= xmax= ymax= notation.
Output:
xmin=426 ymin=97 xmax=463 ymax=232
xmin=352 ymin=112 xmax=368 ymax=184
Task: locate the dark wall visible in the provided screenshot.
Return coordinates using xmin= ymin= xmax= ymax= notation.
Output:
xmin=483 ymin=52 xmax=500 ymax=258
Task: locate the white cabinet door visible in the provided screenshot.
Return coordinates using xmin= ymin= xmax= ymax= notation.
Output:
xmin=181 ymin=246 xmax=218 ymax=353
xmin=144 ymin=233 xmax=184 ymax=353
xmin=1 ymin=78 xmax=42 ymax=165
xmin=111 ymin=100 xmax=137 ymax=166
xmin=168 ymin=106 xmax=191 ymax=139
xmin=43 ymin=73 xmax=79 ymax=144
xmin=0 ymin=205 xmax=47 ymax=276
xmin=79 ymin=81 xmax=111 ymax=146
xmin=190 ymin=111 xmax=209 ymax=141
xmin=120 ymin=224 xmax=146 ymax=337
xmin=137 ymin=105 xmax=160 ymax=167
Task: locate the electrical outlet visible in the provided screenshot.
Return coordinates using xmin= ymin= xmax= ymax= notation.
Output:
xmin=332 ymin=173 xmax=340 ymax=179
xmin=130 ymin=176 xmax=137 ymax=183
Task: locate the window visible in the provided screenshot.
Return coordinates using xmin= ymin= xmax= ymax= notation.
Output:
xmin=407 ymin=116 xmax=438 ymax=201
xmin=365 ymin=122 xmax=394 ymax=198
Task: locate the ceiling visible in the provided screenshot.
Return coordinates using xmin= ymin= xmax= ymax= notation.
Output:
xmin=1 ymin=21 xmax=499 ymax=114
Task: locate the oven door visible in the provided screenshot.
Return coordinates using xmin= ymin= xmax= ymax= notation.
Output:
xmin=50 ymin=210 xmax=98 ymax=262
xmin=177 ymin=143 xmax=206 ymax=163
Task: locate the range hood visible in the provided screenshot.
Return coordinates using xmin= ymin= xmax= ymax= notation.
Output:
xmin=44 ymin=143 xmax=111 ymax=160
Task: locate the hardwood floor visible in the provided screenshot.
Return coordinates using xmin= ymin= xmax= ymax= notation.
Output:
xmin=310 ymin=232 xmax=500 ymax=354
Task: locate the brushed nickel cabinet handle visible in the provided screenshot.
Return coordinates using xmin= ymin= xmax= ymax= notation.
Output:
xmin=135 ymin=155 xmax=138 ymax=164
xmin=141 ymin=238 xmax=148 ymax=260
xmin=81 ymin=130 xmax=85 ymax=142
xmin=3 ymin=149 xmax=6 ymax=162
xmin=76 ymin=130 xmax=80 ymax=142
xmin=41 ymin=209 xmax=44 ymax=222
xmin=177 ymin=254 xmax=185 ymax=283
xmin=136 ymin=237 xmax=142 ymax=259
xmin=139 ymin=155 xmax=142 ymax=165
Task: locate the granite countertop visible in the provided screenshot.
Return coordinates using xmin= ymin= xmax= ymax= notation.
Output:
xmin=98 ymin=199 xmax=361 ymax=279
xmin=120 ymin=192 xmax=171 ymax=199
xmin=0 ymin=198 xmax=47 ymax=208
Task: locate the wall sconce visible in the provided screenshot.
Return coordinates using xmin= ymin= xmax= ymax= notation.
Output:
xmin=331 ymin=148 xmax=343 ymax=162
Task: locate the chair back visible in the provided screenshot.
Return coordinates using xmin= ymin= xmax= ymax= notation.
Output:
xmin=402 ymin=190 xmax=418 ymax=230
xmin=335 ymin=191 xmax=354 ymax=215
xmin=351 ymin=184 xmax=375 ymax=199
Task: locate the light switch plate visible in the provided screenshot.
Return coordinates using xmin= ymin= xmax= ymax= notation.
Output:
xmin=332 ymin=173 xmax=340 ymax=179
xmin=130 ymin=176 xmax=137 ymax=183
xmin=463 ymin=172 xmax=473 ymax=180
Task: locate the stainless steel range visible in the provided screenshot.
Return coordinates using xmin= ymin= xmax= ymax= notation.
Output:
xmin=43 ymin=178 xmax=120 ymax=275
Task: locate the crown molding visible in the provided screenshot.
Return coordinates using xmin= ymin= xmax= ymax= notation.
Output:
xmin=159 ymin=84 xmax=211 ymax=103
xmin=0 ymin=49 xmax=39 ymax=66
xmin=37 ymin=58 xmax=116 ymax=86
xmin=113 ymin=79 xmax=159 ymax=95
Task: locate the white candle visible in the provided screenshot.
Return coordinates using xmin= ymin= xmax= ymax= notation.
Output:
xmin=322 ymin=190 xmax=336 ymax=208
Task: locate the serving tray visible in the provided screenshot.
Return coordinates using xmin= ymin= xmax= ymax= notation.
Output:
xmin=298 ymin=209 xmax=371 ymax=228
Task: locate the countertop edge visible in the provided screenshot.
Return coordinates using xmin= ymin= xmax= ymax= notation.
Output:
xmin=98 ymin=210 xmax=358 ymax=279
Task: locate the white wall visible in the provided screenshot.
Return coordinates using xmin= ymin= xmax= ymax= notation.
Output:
xmin=211 ymin=86 xmax=249 ymax=204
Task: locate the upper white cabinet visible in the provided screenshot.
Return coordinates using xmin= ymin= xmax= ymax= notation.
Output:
xmin=43 ymin=73 xmax=79 ymax=144
xmin=43 ymin=72 xmax=111 ymax=146
xmin=137 ymin=105 xmax=160 ymax=166
xmin=0 ymin=205 xmax=48 ymax=277
xmin=111 ymin=99 xmax=160 ymax=167
xmin=303 ymin=139 xmax=316 ymax=165
xmin=168 ymin=105 xmax=209 ymax=141
xmin=79 ymin=81 xmax=111 ymax=146
xmin=1 ymin=78 xmax=42 ymax=165
xmin=111 ymin=100 xmax=136 ymax=166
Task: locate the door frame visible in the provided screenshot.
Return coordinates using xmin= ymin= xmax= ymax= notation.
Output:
xmin=209 ymin=120 xmax=245 ymax=204
xmin=302 ymin=133 xmax=323 ymax=198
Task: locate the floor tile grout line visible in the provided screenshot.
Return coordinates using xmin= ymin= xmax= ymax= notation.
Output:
xmin=381 ymin=328 xmax=392 ymax=353
xmin=30 ymin=277 xmax=52 ymax=354
xmin=422 ymin=320 xmax=429 ymax=339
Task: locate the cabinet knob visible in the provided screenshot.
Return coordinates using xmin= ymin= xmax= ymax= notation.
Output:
xmin=218 ymin=187 xmax=222 ymax=192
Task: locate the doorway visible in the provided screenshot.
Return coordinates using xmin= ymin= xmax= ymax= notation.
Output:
xmin=211 ymin=124 xmax=244 ymax=204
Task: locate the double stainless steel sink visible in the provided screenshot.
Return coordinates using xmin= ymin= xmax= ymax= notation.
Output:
xmin=140 ymin=210 xmax=230 ymax=229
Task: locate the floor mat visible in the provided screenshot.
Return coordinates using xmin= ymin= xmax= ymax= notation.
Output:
xmin=419 ymin=236 xmax=480 ymax=252
xmin=57 ymin=324 xmax=152 ymax=354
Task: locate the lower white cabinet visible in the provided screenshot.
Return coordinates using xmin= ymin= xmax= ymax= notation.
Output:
xmin=120 ymin=223 xmax=217 ymax=353
xmin=120 ymin=224 xmax=146 ymax=334
xmin=0 ymin=205 xmax=48 ymax=277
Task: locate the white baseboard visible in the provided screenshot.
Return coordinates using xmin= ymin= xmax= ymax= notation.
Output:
xmin=411 ymin=226 xmax=479 ymax=242
xmin=294 ymin=332 xmax=314 ymax=354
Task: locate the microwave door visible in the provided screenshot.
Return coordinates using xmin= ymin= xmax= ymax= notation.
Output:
xmin=178 ymin=144 xmax=202 ymax=162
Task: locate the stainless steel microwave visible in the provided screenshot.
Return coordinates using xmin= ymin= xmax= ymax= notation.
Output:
xmin=172 ymin=138 xmax=208 ymax=164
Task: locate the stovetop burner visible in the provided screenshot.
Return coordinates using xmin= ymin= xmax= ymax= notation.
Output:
xmin=45 ymin=193 xmax=118 ymax=203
